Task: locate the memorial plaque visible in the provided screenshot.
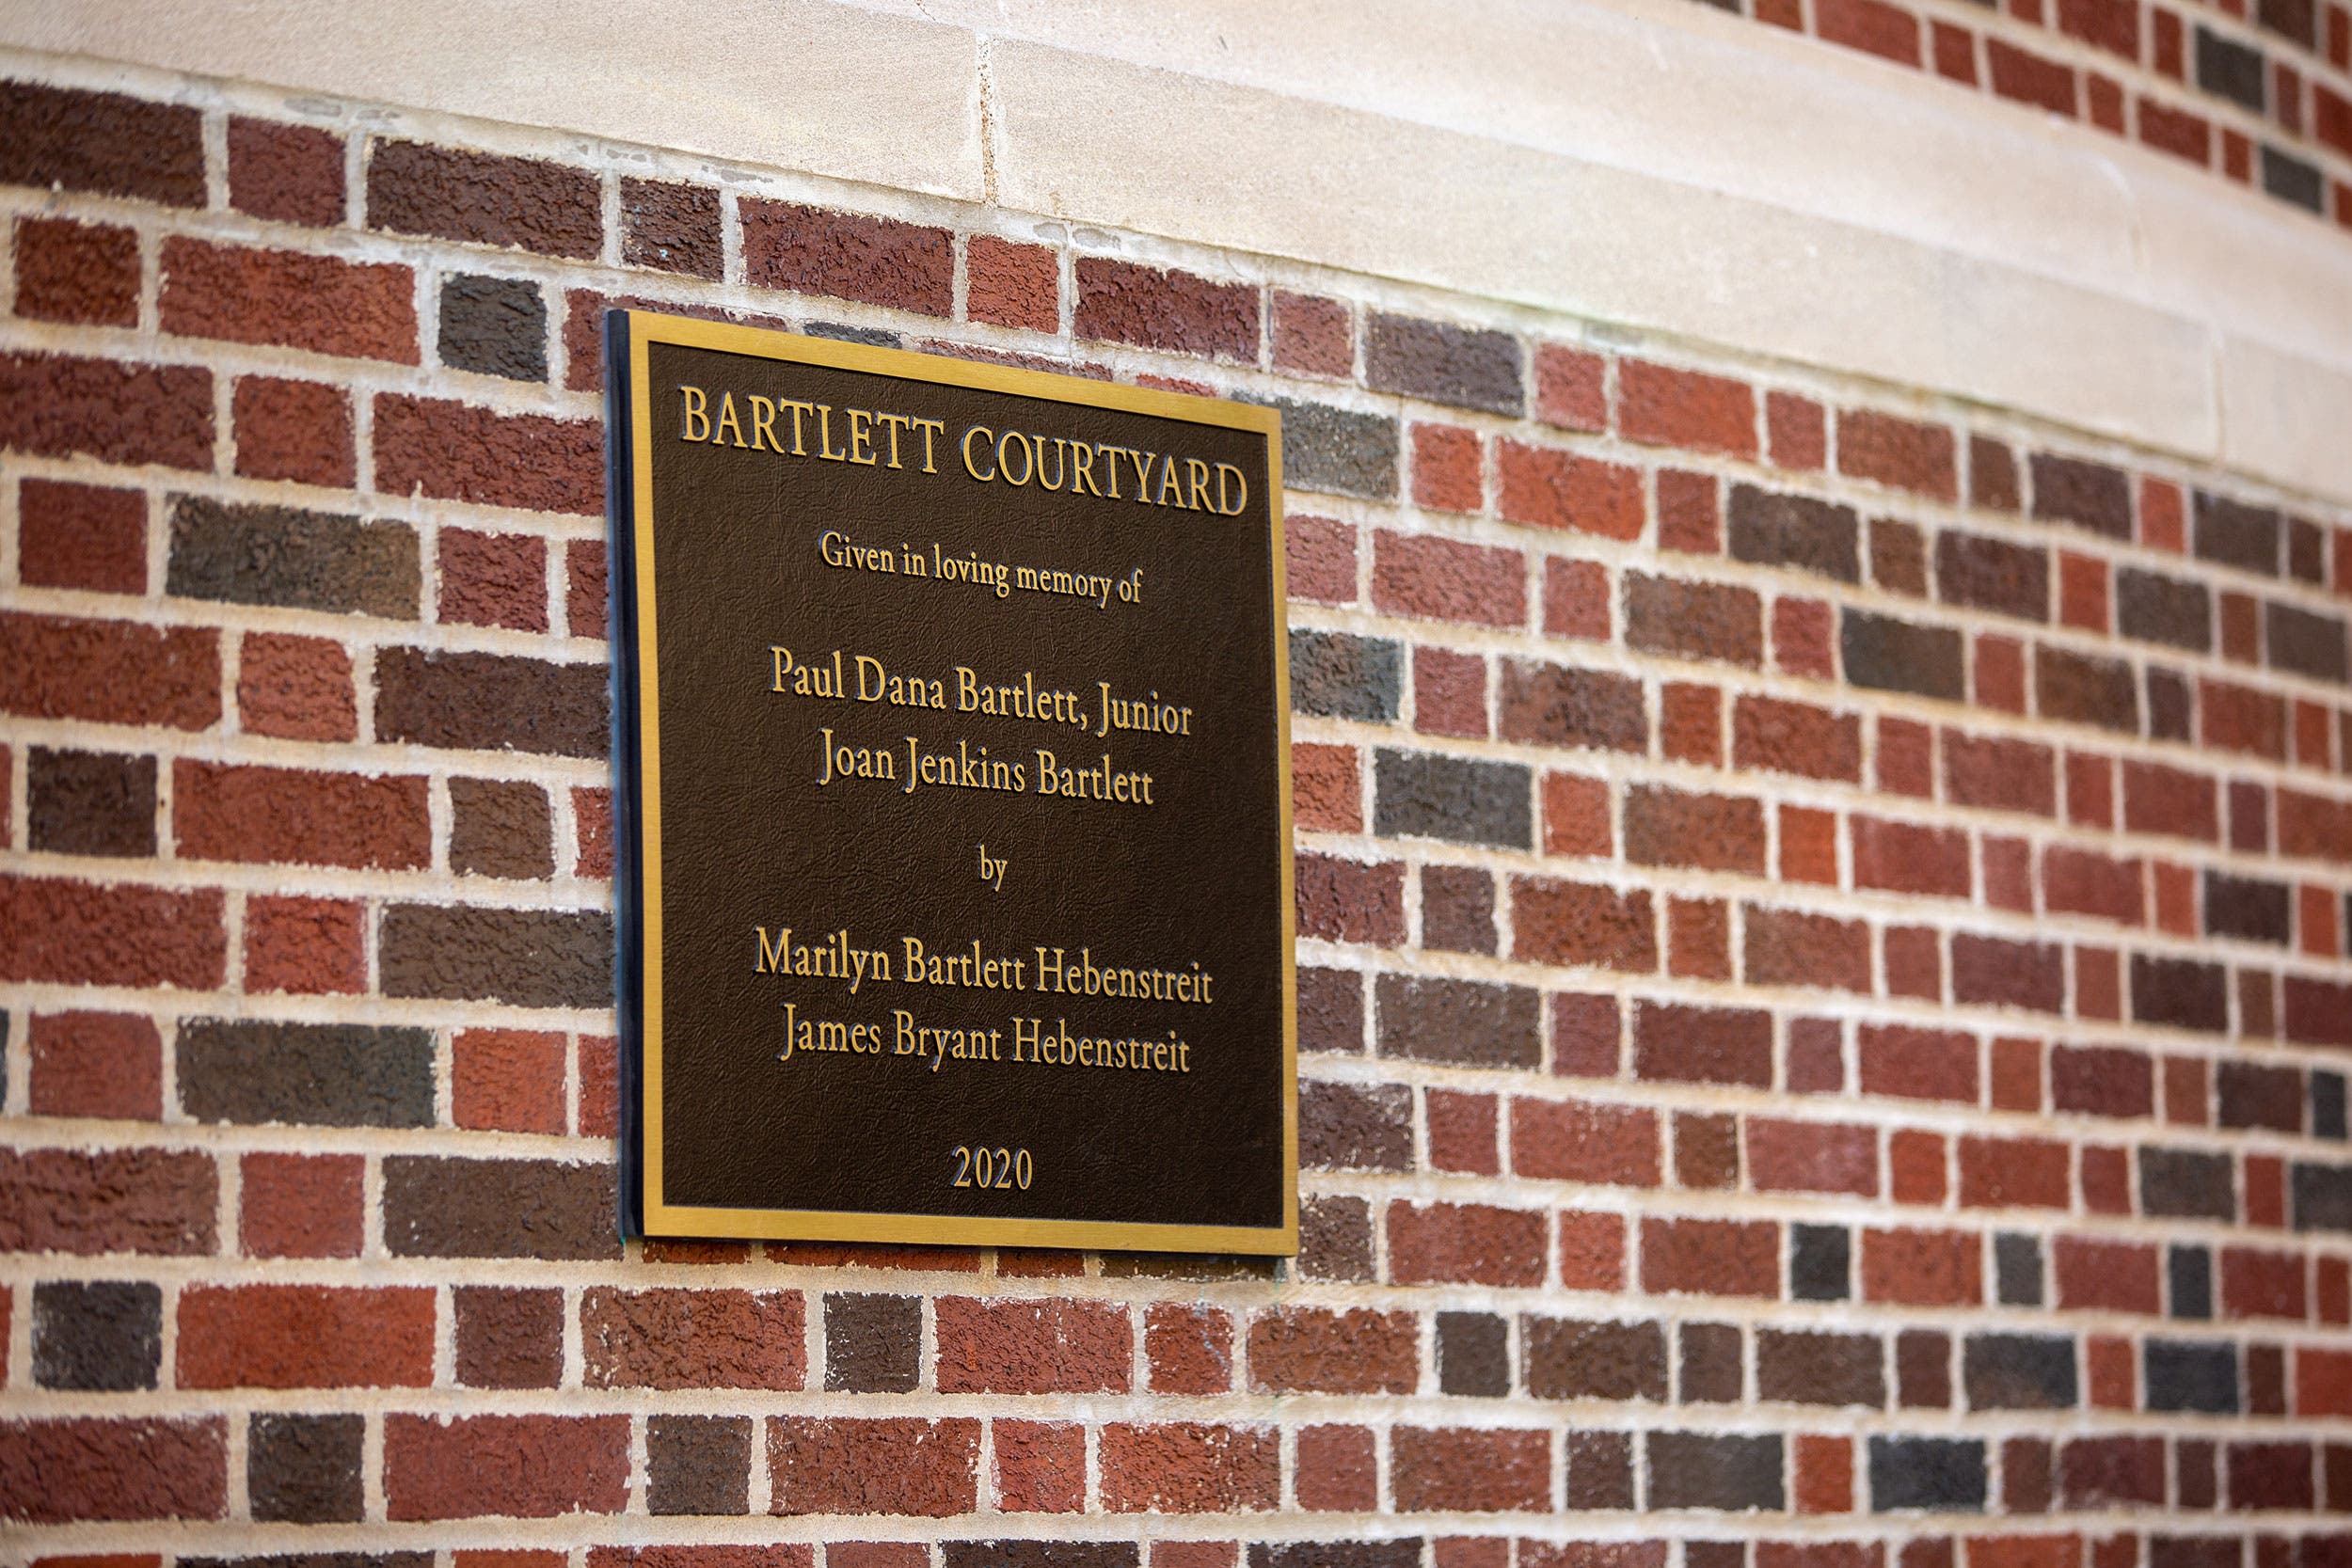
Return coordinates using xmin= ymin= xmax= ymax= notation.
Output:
xmin=608 ymin=310 xmax=1295 ymax=1252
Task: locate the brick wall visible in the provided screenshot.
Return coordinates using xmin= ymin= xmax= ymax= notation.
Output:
xmin=1687 ymin=0 xmax=2352 ymax=230
xmin=1 ymin=52 xmax=2350 ymax=1568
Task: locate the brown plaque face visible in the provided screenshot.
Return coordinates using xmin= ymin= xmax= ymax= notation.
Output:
xmin=609 ymin=311 xmax=1295 ymax=1252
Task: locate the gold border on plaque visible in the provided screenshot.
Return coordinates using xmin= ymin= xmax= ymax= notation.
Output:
xmin=624 ymin=311 xmax=1296 ymax=1253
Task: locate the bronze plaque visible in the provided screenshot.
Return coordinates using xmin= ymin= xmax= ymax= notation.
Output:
xmin=609 ymin=311 xmax=1295 ymax=1252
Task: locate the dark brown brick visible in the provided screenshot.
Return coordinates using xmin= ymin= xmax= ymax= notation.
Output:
xmin=247 ymin=1411 xmax=362 ymax=1523
xmin=455 ymin=1285 xmax=562 ymax=1387
xmin=1365 ymin=311 xmax=1523 ymax=415
xmin=1842 ymin=610 xmax=1964 ymax=700
xmin=383 ymin=1155 xmax=619 ymax=1260
xmin=1525 ymin=1318 xmax=1667 ymax=1402
xmin=650 ymin=1415 xmax=752 ymax=1514
xmin=368 ymin=139 xmax=601 ymax=257
xmin=1421 ymin=863 xmax=1495 ymax=954
xmin=1679 ymin=1323 xmax=1742 ymax=1403
xmin=2117 ymin=568 xmax=2213 ymax=651
xmin=0 ymin=352 xmax=214 ymax=470
xmin=1727 ymin=484 xmax=1861 ymax=582
xmin=379 ymin=902 xmax=612 ymax=1009
xmin=451 ymin=778 xmax=553 ymax=879
xmin=167 ymin=496 xmax=418 ymax=619
xmin=1074 ymin=258 xmax=1258 ymax=360
xmin=2036 ymin=645 xmax=2139 ymax=731
xmin=374 ymin=647 xmax=608 ymax=758
xmin=2218 ymin=1061 xmax=2303 ymax=1132
xmin=1626 ymin=573 xmax=1763 ymax=667
xmin=741 ymin=200 xmax=952 ymax=316
xmin=2132 ymin=954 xmax=2230 ymax=1033
xmin=28 ymin=748 xmax=153 ymax=858
xmin=1633 ymin=1002 xmax=1772 ymax=1087
xmin=227 ymin=117 xmax=345 ymax=226
xmin=1375 ymin=974 xmax=1539 ymax=1069
xmin=2195 ymin=491 xmax=2282 ymax=576
xmin=0 ymin=82 xmax=204 ymax=205
xmin=438 ymin=273 xmax=548 ymax=381
xmin=1301 ymin=1080 xmax=1411 ymax=1171
xmin=623 ymin=179 xmax=723 ymax=278
xmin=1647 ymin=1432 xmax=1786 ymax=1511
xmin=1374 ymin=749 xmax=1530 ymax=847
xmin=1757 ymin=1329 xmax=1885 ymax=1407
xmin=179 ymin=1019 xmax=432 ymax=1129
xmin=2268 ymin=602 xmax=2349 ymax=684
xmin=1936 ymin=532 xmax=2049 ymax=621
xmin=32 ymin=1278 xmax=161 ymax=1390
xmin=2031 ymin=452 xmax=2133 ymax=539
xmin=1951 ymin=934 xmax=2065 ymax=1012
xmin=825 ymin=1292 xmax=921 ymax=1393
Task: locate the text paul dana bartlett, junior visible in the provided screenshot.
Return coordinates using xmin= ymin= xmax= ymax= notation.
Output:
xmin=675 ymin=382 xmax=1256 ymax=513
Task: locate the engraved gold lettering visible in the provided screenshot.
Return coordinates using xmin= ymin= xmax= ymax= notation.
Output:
xmin=847 ymin=407 xmax=878 ymax=466
xmin=1122 ymin=448 xmax=1152 ymax=502
xmin=1216 ymin=461 xmax=1248 ymax=515
xmin=1155 ymin=453 xmax=1184 ymax=507
xmin=1035 ymin=436 xmax=1067 ymax=492
xmin=1070 ymin=440 xmax=1102 ymax=497
xmin=679 ymin=385 xmax=709 ymax=441
xmin=998 ymin=431 xmax=1033 ymax=487
xmin=816 ymin=404 xmax=847 ymax=461
xmin=749 ymin=395 xmax=783 ymax=452
xmin=961 ymin=425 xmax=995 ymax=482
xmin=712 ymin=391 xmax=747 ymax=449
xmin=913 ymin=418 xmax=945 ymax=472
xmin=783 ymin=399 xmax=815 ymax=455
xmin=876 ymin=411 xmax=911 ymax=468
xmin=1185 ymin=458 xmax=1212 ymax=512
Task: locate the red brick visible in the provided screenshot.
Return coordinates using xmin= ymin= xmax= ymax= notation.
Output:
xmin=1642 ymin=1217 xmax=1778 ymax=1297
xmin=2050 ymin=1044 xmax=2152 ymax=1118
xmin=28 ymin=1011 xmax=161 ymax=1121
xmin=1670 ymin=895 xmax=1731 ymax=980
xmin=0 ymin=352 xmax=214 ymax=470
xmin=239 ymin=1151 xmax=362 ymax=1259
xmin=1295 ymin=853 xmax=1403 ymax=946
xmin=577 ymin=1033 xmax=618 ymax=1137
xmin=2279 ymin=786 xmax=2352 ymax=863
xmin=1891 ymin=1129 xmax=1949 ymax=1204
xmin=1295 ymin=1424 xmax=1376 ymax=1511
xmin=992 ymin=1418 xmax=1082 ymax=1513
xmin=1950 ymin=933 xmax=2064 ymax=1013
xmin=1498 ymin=440 xmax=1644 ymax=540
xmin=1975 ymin=634 xmax=2026 ymax=714
xmin=1389 ymin=1201 xmax=1547 ymax=1287
xmin=0 ymin=81 xmax=205 ymax=205
xmin=1860 ymin=1023 xmax=1978 ymax=1103
xmin=1933 ymin=18 xmax=1981 ymax=79
xmin=1423 ymin=1087 xmax=1495 ymax=1174
xmin=1411 ymin=422 xmax=1485 ymax=514
xmin=575 ymin=786 xmax=615 ymax=881
xmin=1795 ymin=1433 xmax=1857 ymax=1514
xmin=1286 ymin=515 xmax=1357 ymax=604
xmin=1618 ymin=359 xmax=1756 ymax=459
xmin=2297 ymin=1348 xmax=2352 ymax=1416
xmin=1248 ymin=1307 xmax=1417 ymax=1394
xmin=243 ymin=894 xmax=364 ymax=995
xmin=17 ymin=480 xmax=145 ymax=595
xmin=1735 ymin=695 xmax=1861 ymax=781
xmin=173 ymin=761 xmax=427 ymax=871
xmin=0 ymin=1147 xmax=216 ymax=1256
xmin=1945 ymin=731 xmax=2056 ymax=816
xmin=388 ymin=1413 xmax=629 ymax=1520
xmin=0 ymin=875 xmax=225 ymax=990
xmin=1744 ymin=906 xmax=1870 ymax=992
xmin=591 ymin=1554 xmax=804 ymax=1568
xmin=1853 ymin=816 xmax=1971 ymax=896
xmin=1143 ymin=1303 xmax=1232 ymax=1395
xmin=1097 ymin=1422 xmax=1277 ymax=1513
xmin=2223 ymin=1247 xmax=2309 ymax=1321
xmin=1534 ymin=343 xmax=1608 ymax=431
xmin=438 ymin=528 xmax=549 ymax=632
xmin=367 ymin=140 xmax=602 ymax=258
xmin=1073 ymin=257 xmax=1256 ymax=358
xmin=1863 ymin=1227 xmax=1983 ymax=1306
xmin=13 ymin=216 xmax=138 ymax=325
xmin=2042 ymin=847 xmax=2143 ymax=926
xmin=565 ymin=537 xmax=609 ymax=641
xmin=1988 ymin=38 xmax=2079 ymax=114
xmin=935 ymin=1297 xmax=1130 ymax=1393
xmin=1633 ymin=1001 xmax=1772 ymax=1088
xmin=1559 ymin=1212 xmax=1626 ymax=1291
xmin=1392 ymin=1426 xmax=1551 ymax=1513
xmin=1544 ymin=557 xmax=1611 ymax=640
xmin=447 ymin=1027 xmax=564 ymax=1134
xmin=231 ymin=376 xmax=355 ymax=487
xmin=2053 ymin=1236 xmax=2161 ymax=1313
xmin=965 ymin=236 xmax=1058 ymax=333
xmin=2203 ymin=678 xmax=2287 ymax=761
xmin=228 ymin=117 xmax=344 ymax=225
xmin=1660 ymin=683 xmax=1723 ymax=767
xmin=1625 ymin=785 xmax=1765 ymax=874
xmin=1749 ymin=1117 xmax=1879 ymax=1195
xmin=375 ymin=394 xmax=603 ymax=515
xmin=161 ymin=238 xmax=415 ymax=362
xmin=237 ymin=633 xmax=356 ymax=743
xmin=1658 ymin=468 xmax=1721 ymax=554
xmin=581 ymin=1286 xmax=805 ymax=1388
xmin=1773 ymin=596 xmax=1836 ymax=677
xmin=1291 ymin=742 xmax=1361 ymax=833
xmin=11 ymin=611 xmax=220 ymax=735
xmin=1272 ymin=291 xmax=1352 ymax=377
xmin=1959 ymin=1136 xmax=2070 ymax=1210
xmin=1819 ymin=0 xmax=1925 ymax=62
xmin=1512 ymin=878 xmax=1656 ymax=972
xmin=0 ymin=1417 xmax=224 ymax=1522
xmin=1414 ymin=648 xmax=1487 ymax=739
xmin=1513 ymin=1097 xmax=1661 ymax=1186
xmin=1781 ymin=804 xmax=1839 ymax=885
xmin=1768 ymin=390 xmax=1827 ymax=468
xmin=1840 ymin=409 xmax=1956 ymax=499
xmin=178 ymin=1284 xmax=433 ymax=1387
xmin=2058 ymin=551 xmax=2109 ymax=631
xmin=1374 ymin=530 xmax=1524 ymax=626
xmin=1883 ymin=926 xmax=1942 ymax=1000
